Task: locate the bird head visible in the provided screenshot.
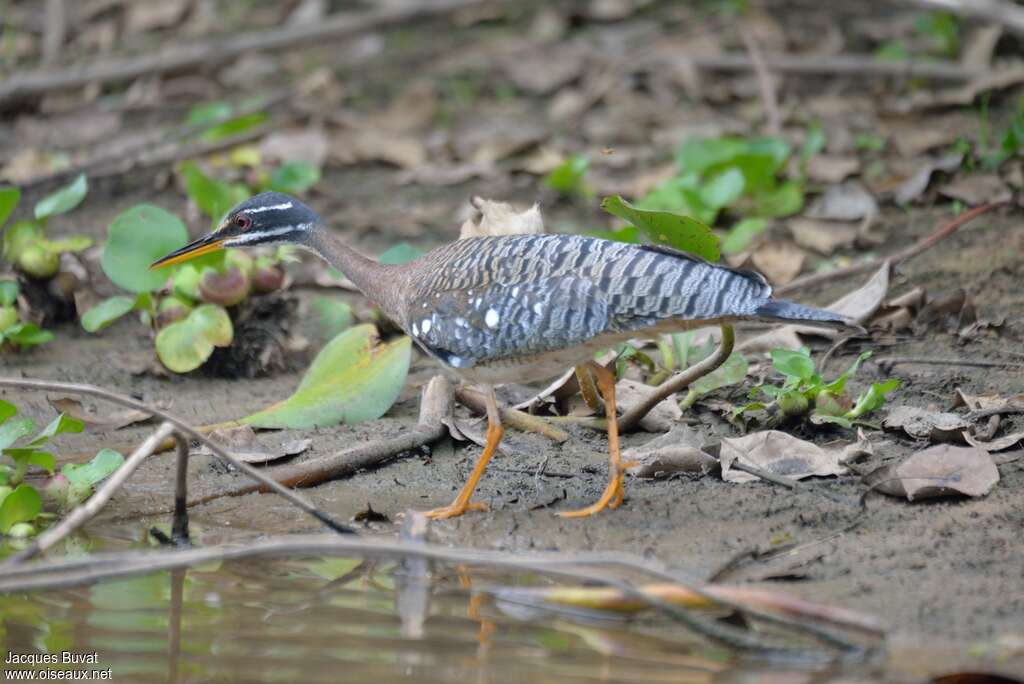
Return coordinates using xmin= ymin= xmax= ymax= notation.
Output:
xmin=150 ymin=192 xmax=319 ymax=269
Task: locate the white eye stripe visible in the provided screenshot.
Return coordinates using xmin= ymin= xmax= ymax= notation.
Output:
xmin=226 ymin=225 xmax=299 ymax=244
xmin=246 ymin=202 xmax=293 ymax=214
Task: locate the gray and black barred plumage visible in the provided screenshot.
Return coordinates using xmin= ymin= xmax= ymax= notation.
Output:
xmin=400 ymin=234 xmax=847 ymax=384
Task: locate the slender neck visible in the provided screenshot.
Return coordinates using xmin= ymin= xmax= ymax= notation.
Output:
xmin=306 ymin=227 xmax=407 ymax=323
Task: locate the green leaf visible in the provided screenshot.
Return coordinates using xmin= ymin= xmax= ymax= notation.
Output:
xmin=753 ymin=180 xmax=804 ymax=218
xmin=81 ymin=296 xmax=137 ymax=332
xmin=243 ymin=324 xmax=411 ymax=429
xmin=0 ymin=484 xmax=41 ymax=533
xmin=269 ymin=162 xmax=321 ymax=195
xmin=201 ymin=112 xmax=270 ymax=142
xmin=848 ymin=379 xmax=900 ymax=419
xmin=102 ymin=204 xmax=189 ymax=293
xmin=545 ymin=155 xmax=590 ymax=196
xmin=0 ymin=280 xmax=17 ymax=307
xmin=29 ymin=413 xmax=84 ymax=447
xmin=813 ymin=414 xmax=853 ymax=429
xmin=588 ymin=225 xmax=640 ymax=243
xmin=601 ymin=195 xmax=720 ymax=261
xmin=3 ymin=449 xmax=55 ymax=474
xmin=0 ymin=418 xmax=34 ymax=450
xmin=0 ymin=186 xmax=19 ymax=229
xmin=36 ymin=236 xmax=92 ymax=253
xmin=771 ymin=348 xmax=816 ymax=382
xmin=185 ymin=101 xmax=233 ymax=128
xmin=823 ymin=351 xmax=872 ymax=395
xmin=62 ymin=448 xmax=124 ymax=488
xmin=34 ymin=173 xmax=87 ymax=220
xmin=155 ymin=304 xmax=233 ymax=373
xmin=677 ymin=137 xmax=750 ymax=176
xmin=875 ymin=41 xmax=909 ymax=63
xmin=2 ymin=220 xmax=42 ymax=261
xmin=378 ymin=242 xmax=424 ymax=265
xmin=312 ymin=297 xmax=355 ymax=341
xmin=178 ymin=162 xmax=247 ymax=221
xmin=3 ymin=323 xmax=53 ymax=349
xmin=0 ymin=400 xmax=15 ymax=423
xmin=721 ymin=217 xmax=768 ymax=255
xmin=698 ymin=167 xmax=745 ymax=210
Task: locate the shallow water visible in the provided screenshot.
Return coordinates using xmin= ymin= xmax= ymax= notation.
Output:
xmin=0 ymin=543 xmax=881 ymax=684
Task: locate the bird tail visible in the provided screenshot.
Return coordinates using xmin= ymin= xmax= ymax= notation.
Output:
xmin=755 ymin=299 xmax=855 ymax=330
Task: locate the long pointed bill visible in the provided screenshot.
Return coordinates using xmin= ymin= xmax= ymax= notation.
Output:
xmin=150 ymin=234 xmax=226 ymax=270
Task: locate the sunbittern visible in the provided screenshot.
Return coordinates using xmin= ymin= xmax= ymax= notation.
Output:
xmin=152 ymin=192 xmax=850 ymax=520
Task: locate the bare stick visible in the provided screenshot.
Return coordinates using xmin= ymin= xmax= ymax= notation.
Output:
xmin=0 ymin=0 xmax=492 ymax=107
xmin=776 ymin=200 xmax=1010 ymax=296
xmin=187 ymin=375 xmax=453 ymax=502
xmin=171 ymin=433 xmax=190 ymax=545
xmin=0 ymin=377 xmax=355 ymax=536
xmin=740 ymin=28 xmax=782 ymax=136
xmin=618 ymin=325 xmax=736 ymax=433
xmin=456 ymin=386 xmax=570 ymax=443
xmin=42 ymin=0 xmax=67 ymax=64
xmin=2 ymin=422 xmax=176 ymax=566
xmin=907 ymin=0 xmax=1024 ymax=37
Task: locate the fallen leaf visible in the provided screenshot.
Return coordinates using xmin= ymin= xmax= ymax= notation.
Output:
xmin=953 ymin=388 xmax=1024 ymax=413
xmin=719 ymin=430 xmax=868 ymax=483
xmin=751 ymin=241 xmax=805 ymax=285
xmin=864 ymin=445 xmax=999 ymax=500
xmin=459 ymin=197 xmax=544 ymax=239
xmin=243 ymin=324 xmax=411 ymax=429
xmin=806 ymin=155 xmax=860 ymax=184
xmin=615 ymin=379 xmax=682 ymax=433
xmin=47 ymin=398 xmax=153 ymax=432
xmin=329 ymin=127 xmax=426 ymax=169
xmin=259 ymin=127 xmax=328 ymax=168
xmin=963 ymin=431 xmax=1024 ymax=453
xmin=197 ymin=425 xmax=312 ymax=464
xmin=502 ymin=43 xmax=586 ymax=94
xmin=892 ymin=153 xmax=963 ymax=205
xmin=806 ymin=181 xmax=878 ymax=222
xmin=938 ymin=174 xmax=1012 ymax=206
xmin=625 ymin=426 xmax=717 ymax=478
xmin=883 ymin=406 xmax=969 ymax=442
xmin=788 ymin=218 xmax=859 ymax=255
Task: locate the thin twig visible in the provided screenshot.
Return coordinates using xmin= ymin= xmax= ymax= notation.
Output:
xmin=2 ymin=421 xmax=176 ymax=566
xmin=171 ymin=433 xmax=190 ymax=545
xmin=0 ymin=534 xmax=882 ymax=657
xmin=618 ymin=325 xmax=736 ymax=433
xmin=740 ymin=27 xmax=782 ymax=136
xmin=0 ymin=377 xmax=355 ymax=536
xmin=456 ymin=386 xmax=570 ymax=443
xmin=777 ymin=201 xmax=1009 ymax=296
xmin=0 ymin=0 xmax=493 ymax=107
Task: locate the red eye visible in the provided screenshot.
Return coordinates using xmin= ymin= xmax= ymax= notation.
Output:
xmin=236 ymin=215 xmax=252 ymax=229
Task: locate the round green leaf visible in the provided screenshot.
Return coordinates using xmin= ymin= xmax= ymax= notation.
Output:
xmin=0 ymin=483 xmax=41 ymax=533
xmin=269 ymin=162 xmax=321 ymax=195
xmin=155 ymin=304 xmax=233 ymax=373
xmin=102 ymin=204 xmax=189 ymax=293
xmin=82 ymin=296 xmax=137 ymax=332
xmin=0 ymin=280 xmax=18 ymax=307
xmin=62 ymin=448 xmax=124 ymax=488
xmin=2 ymin=220 xmax=41 ymax=261
xmin=0 ymin=186 xmax=20 ymax=229
xmin=34 ymin=173 xmax=87 ymax=220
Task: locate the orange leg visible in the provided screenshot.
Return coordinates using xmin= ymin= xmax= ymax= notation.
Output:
xmin=559 ymin=362 xmax=632 ymax=517
xmin=425 ymin=386 xmax=503 ymax=520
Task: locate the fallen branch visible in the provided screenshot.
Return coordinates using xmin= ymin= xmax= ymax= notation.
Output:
xmin=0 ymin=534 xmax=882 ymax=656
xmin=0 ymin=0 xmax=492 ymax=107
xmin=187 ymin=375 xmax=453 ymax=503
xmin=1 ymin=421 xmax=176 ymax=567
xmin=776 ymin=200 xmax=1010 ymax=296
xmin=0 ymin=376 xmax=354 ymax=536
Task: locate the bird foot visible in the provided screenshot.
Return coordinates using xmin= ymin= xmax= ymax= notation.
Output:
xmin=424 ymin=500 xmax=488 ymax=520
xmin=557 ymin=463 xmax=634 ymax=518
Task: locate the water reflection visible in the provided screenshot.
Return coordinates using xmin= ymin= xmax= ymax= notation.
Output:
xmin=0 ymin=554 xmax=851 ymax=683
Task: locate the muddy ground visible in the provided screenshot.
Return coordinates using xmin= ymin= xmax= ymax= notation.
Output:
xmin=2 ymin=0 xmax=1023 ymax=679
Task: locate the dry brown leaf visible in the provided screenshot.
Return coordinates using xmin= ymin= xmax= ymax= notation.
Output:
xmin=807 ymin=155 xmax=860 ymax=184
xmin=789 ymin=218 xmax=859 ymax=255
xmin=126 ymin=0 xmax=191 ymax=33
xmin=47 ymin=397 xmax=153 ymax=432
xmin=807 ymin=181 xmax=878 ymax=221
xmin=952 ymin=389 xmax=1024 ymax=413
xmin=719 ymin=430 xmax=869 ymax=484
xmin=197 ymin=425 xmax=312 ymax=464
xmin=883 ymin=406 xmax=969 ymax=442
xmin=503 ymin=44 xmax=586 ymax=94
xmin=963 ymin=431 xmax=1024 ymax=452
xmin=459 ymin=197 xmax=544 ymax=239
xmin=615 ymin=379 xmax=682 ymax=433
xmin=938 ymin=174 xmax=1013 ymax=206
xmin=625 ymin=426 xmax=716 ymax=479
xmin=864 ymin=445 xmax=999 ymax=500
xmin=750 ymin=241 xmax=804 ymax=285
xmin=329 ymin=127 xmax=426 ymax=169
xmin=892 ymin=153 xmax=963 ymax=204
xmin=259 ymin=128 xmax=328 ymax=168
